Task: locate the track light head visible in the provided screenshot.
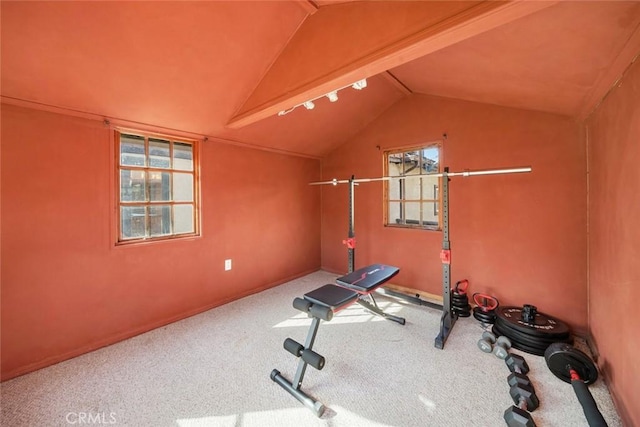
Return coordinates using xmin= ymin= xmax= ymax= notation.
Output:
xmin=351 ymin=79 xmax=367 ymax=90
xmin=326 ymin=91 xmax=338 ymax=102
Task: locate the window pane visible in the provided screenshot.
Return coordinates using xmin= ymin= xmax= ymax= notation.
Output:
xmin=121 ymin=206 xmax=146 ymax=239
xmin=174 ymin=205 xmax=194 ymax=234
xmin=149 ymin=171 xmax=171 ymax=202
xmin=173 ymin=173 xmax=194 ymax=202
xmin=421 ymin=202 xmax=439 ymax=226
xmin=120 ymin=169 xmax=147 ymax=202
xmin=120 ymin=134 xmax=146 ymax=167
xmin=422 ymin=180 xmax=439 ymax=200
xmin=149 ymin=138 xmax=170 ymax=168
xmin=388 ymin=201 xmax=403 ymax=224
xmin=403 ymin=151 xmax=420 ymax=174
xmin=422 ymin=147 xmax=439 ymax=172
xmin=388 ymin=153 xmax=403 ymax=177
xmin=149 ymin=205 xmax=171 ymax=237
xmin=403 ymin=178 xmax=421 ymax=200
xmin=404 ymin=201 xmax=422 ymax=224
xmin=173 ymin=142 xmax=193 ymax=171
xmin=388 ymin=178 xmax=401 ymax=199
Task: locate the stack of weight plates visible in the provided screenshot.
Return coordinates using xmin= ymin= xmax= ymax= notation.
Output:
xmin=492 ymin=305 xmax=572 ymax=356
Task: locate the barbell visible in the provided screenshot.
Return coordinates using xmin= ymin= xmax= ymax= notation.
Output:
xmin=309 ymin=167 xmax=532 ymax=186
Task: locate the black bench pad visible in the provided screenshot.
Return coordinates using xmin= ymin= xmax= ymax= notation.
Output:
xmin=336 ymin=264 xmax=399 ymax=292
xmin=304 ymin=284 xmax=358 ymax=309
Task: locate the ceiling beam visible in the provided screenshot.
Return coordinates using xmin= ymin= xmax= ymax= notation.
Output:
xmin=580 ymin=19 xmax=640 ymax=120
xmin=227 ymin=0 xmax=557 ymax=129
xmin=293 ymin=0 xmax=318 ymax=15
xmin=382 ymin=71 xmax=412 ymax=96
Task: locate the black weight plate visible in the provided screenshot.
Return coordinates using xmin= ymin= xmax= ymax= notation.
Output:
xmin=492 ymin=322 xmax=550 ymax=352
xmin=544 ymin=342 xmax=599 ymax=385
xmin=495 ymin=306 xmax=570 ymax=338
xmin=473 ymin=308 xmax=496 ymax=324
xmin=496 ymin=306 xmax=570 ymax=338
xmin=496 ymin=316 xmax=572 ymax=344
xmin=495 ymin=323 xmax=573 ymax=352
xmin=492 ymin=325 xmax=547 ymax=356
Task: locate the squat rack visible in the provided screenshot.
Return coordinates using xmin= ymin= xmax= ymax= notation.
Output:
xmin=310 ymin=166 xmax=531 ymax=349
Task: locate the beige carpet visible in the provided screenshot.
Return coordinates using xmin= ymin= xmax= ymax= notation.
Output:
xmin=1 ymin=270 xmax=622 ymax=426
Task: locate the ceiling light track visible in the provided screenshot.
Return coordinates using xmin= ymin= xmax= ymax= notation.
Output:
xmin=277 ymin=78 xmax=367 ymax=116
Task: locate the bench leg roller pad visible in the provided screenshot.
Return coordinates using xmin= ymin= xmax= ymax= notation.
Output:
xmin=270 ymin=370 xmax=325 ymax=417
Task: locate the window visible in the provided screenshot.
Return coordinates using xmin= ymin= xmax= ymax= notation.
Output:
xmin=116 ymin=131 xmax=199 ymax=243
xmin=384 ymin=143 xmax=441 ymax=230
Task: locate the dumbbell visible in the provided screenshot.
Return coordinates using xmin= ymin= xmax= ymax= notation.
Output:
xmin=504 ymin=353 xmax=538 ymax=427
xmin=493 ymin=336 xmax=512 ymax=359
xmin=506 ymin=353 xmax=532 ymax=389
xmin=477 ymin=331 xmax=497 ymax=353
xmin=504 ymin=387 xmax=539 ymax=427
xmin=506 ymin=353 xmax=529 ymax=375
xmin=477 ymin=331 xmax=512 ymax=359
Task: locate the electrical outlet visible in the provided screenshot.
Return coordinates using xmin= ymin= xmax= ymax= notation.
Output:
xmin=224 ymin=259 xmax=232 ymax=271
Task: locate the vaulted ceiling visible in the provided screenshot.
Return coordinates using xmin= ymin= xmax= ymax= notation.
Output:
xmin=2 ymin=1 xmax=639 ymax=158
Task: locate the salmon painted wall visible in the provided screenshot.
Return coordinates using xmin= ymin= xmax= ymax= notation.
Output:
xmin=321 ymin=94 xmax=588 ymax=332
xmin=587 ymin=59 xmax=640 ymax=426
xmin=0 ymin=104 xmax=321 ymax=380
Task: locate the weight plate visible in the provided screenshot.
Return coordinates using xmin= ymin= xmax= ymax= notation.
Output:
xmin=494 ymin=319 xmax=572 ymax=347
xmin=544 ymin=342 xmax=599 ymax=385
xmin=492 ymin=322 xmax=549 ymax=352
xmin=495 ymin=306 xmax=570 ymax=338
xmin=496 ymin=316 xmax=571 ymax=344
xmin=492 ymin=325 xmax=547 ymax=356
xmin=494 ymin=323 xmax=573 ymax=356
xmin=473 ymin=307 xmax=496 ymax=324
xmin=452 ymin=295 xmax=469 ymax=304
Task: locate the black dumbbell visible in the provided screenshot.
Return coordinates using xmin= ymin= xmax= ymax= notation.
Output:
xmin=508 ymin=371 xmax=535 ymax=393
xmin=504 ymin=353 xmax=537 ymax=427
xmin=477 ymin=331 xmax=497 ymax=353
xmin=506 ymin=353 xmax=529 ymax=375
xmin=506 ymin=352 xmax=535 ymax=393
xmin=504 ymin=382 xmax=539 ymax=426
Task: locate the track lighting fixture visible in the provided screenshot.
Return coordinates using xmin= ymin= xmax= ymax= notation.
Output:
xmin=351 ymin=79 xmax=367 ymax=90
xmin=277 ymin=78 xmax=367 ymax=116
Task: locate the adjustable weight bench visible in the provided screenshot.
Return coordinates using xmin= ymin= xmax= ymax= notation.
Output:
xmin=270 ymin=263 xmax=402 ymax=416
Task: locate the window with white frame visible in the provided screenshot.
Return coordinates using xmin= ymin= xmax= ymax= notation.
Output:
xmin=384 ymin=143 xmax=441 ymax=230
xmin=117 ymin=131 xmax=199 ymax=243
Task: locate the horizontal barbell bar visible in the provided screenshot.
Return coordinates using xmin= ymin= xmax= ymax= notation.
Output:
xmin=309 ymin=167 xmax=532 ymax=186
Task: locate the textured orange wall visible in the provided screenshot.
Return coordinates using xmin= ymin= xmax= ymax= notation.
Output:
xmin=587 ymin=59 xmax=640 ymax=426
xmin=321 ymin=94 xmax=587 ymax=332
xmin=0 ymin=105 xmax=321 ymax=380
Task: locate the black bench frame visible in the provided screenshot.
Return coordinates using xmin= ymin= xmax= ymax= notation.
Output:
xmin=270 ymin=264 xmax=402 ymax=416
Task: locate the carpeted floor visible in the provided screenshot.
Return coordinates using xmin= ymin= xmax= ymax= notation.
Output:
xmin=1 ymin=270 xmax=622 ymax=426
